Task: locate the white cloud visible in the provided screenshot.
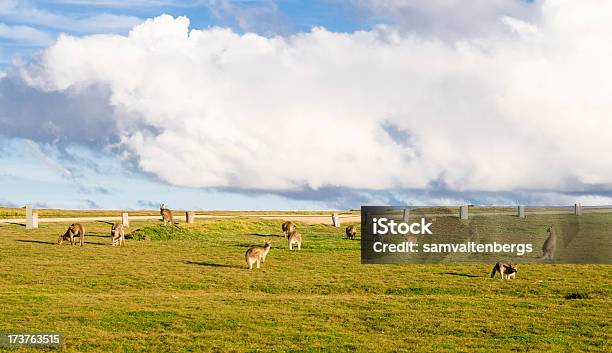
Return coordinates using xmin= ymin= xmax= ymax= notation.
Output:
xmin=0 ymin=22 xmax=55 ymax=45
xmin=0 ymin=2 xmax=141 ymax=34
xmin=14 ymin=1 xmax=612 ymax=195
xmin=355 ymin=0 xmax=540 ymax=40
xmin=501 ymin=16 xmax=538 ymax=37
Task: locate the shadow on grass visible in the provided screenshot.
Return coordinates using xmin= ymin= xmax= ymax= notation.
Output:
xmin=16 ymin=239 xmax=56 ymax=245
xmin=56 ymin=241 xmax=110 ymax=246
xmin=96 ymin=221 xmax=115 ymax=226
xmin=249 ymin=233 xmax=284 ymax=238
xmin=184 ymin=260 xmax=241 ymax=269
xmin=440 ymin=272 xmax=481 ymax=278
xmin=84 ymin=241 xmax=110 ymax=246
xmin=16 ymin=238 xmax=112 ymax=246
xmin=85 ymin=234 xmax=111 ymax=238
xmin=8 ymin=222 xmax=25 ymax=227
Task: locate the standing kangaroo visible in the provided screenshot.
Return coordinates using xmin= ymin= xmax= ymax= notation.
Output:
xmin=345 ymin=225 xmax=356 ymax=240
xmin=160 ymin=203 xmax=174 ymax=226
xmin=111 ymin=223 xmax=125 ymax=246
xmin=281 ymin=221 xmax=296 ymax=238
xmin=539 ymin=225 xmax=557 ymax=260
xmin=245 ymin=241 xmax=271 ymax=269
xmin=288 ymin=230 xmax=302 ymax=250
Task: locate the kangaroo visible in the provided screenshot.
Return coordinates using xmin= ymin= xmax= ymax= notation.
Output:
xmin=245 ymin=241 xmax=271 ymax=269
xmin=57 ymin=223 xmax=85 ymax=247
xmin=404 ymin=234 xmax=417 ymax=244
xmin=111 ymin=223 xmax=125 ymax=246
xmin=160 ymin=203 xmax=174 ymax=226
xmin=281 ymin=221 xmax=296 ymax=238
xmin=288 ymin=230 xmax=302 ymax=250
xmin=345 ymin=225 xmax=357 ymax=240
xmin=539 ymin=225 xmax=557 ymax=260
xmin=490 ymin=262 xmax=518 ymax=280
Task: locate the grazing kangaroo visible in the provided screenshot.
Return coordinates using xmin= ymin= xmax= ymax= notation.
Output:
xmin=288 ymin=230 xmax=302 ymax=250
xmin=539 ymin=225 xmax=557 ymax=260
xmin=58 ymin=223 xmax=85 ymax=247
xmin=160 ymin=203 xmax=174 ymax=226
xmin=111 ymin=223 xmax=125 ymax=246
xmin=345 ymin=225 xmax=356 ymax=240
xmin=404 ymin=234 xmax=417 ymax=244
xmin=245 ymin=241 xmax=271 ymax=269
xmin=281 ymin=221 xmax=296 ymax=238
xmin=490 ymin=262 xmax=518 ymax=280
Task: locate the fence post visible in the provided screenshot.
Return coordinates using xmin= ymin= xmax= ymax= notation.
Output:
xmin=25 ymin=203 xmax=34 ymax=229
xmin=332 ymin=213 xmax=340 ymax=227
xmin=574 ymin=203 xmax=582 ymax=216
xmin=402 ymin=208 xmax=409 ymax=222
xmin=122 ymin=212 xmax=129 ymax=228
xmin=186 ymin=211 xmax=195 ymax=224
xmin=32 ymin=212 xmax=39 ymax=229
xmin=459 ymin=205 xmax=469 ymax=220
xmin=517 ymin=205 xmax=525 ymax=218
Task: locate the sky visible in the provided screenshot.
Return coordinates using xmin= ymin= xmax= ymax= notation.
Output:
xmin=1 ymin=0 xmax=612 ymax=210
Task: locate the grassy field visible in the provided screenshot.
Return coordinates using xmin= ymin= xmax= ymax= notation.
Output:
xmin=0 ymin=215 xmax=610 ymax=352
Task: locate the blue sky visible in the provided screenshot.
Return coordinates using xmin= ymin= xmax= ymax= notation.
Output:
xmin=2 ymin=0 xmax=612 ymax=210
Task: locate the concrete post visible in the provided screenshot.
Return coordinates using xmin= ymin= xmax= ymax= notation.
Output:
xmin=459 ymin=205 xmax=469 ymax=220
xmin=122 ymin=212 xmax=129 ymax=228
xmin=332 ymin=213 xmax=340 ymax=227
xmin=186 ymin=211 xmax=195 ymax=224
xmin=25 ymin=203 xmax=34 ymax=229
xmin=517 ymin=205 xmax=525 ymax=218
xmin=32 ymin=212 xmax=39 ymax=229
xmin=402 ymin=209 xmax=409 ymax=222
xmin=574 ymin=203 xmax=582 ymax=216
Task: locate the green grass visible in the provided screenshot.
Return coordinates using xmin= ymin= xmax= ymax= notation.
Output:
xmin=128 ymin=225 xmax=202 ymax=241
xmin=0 ymin=216 xmax=610 ymax=352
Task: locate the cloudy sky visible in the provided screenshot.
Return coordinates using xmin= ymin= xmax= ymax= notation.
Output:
xmin=1 ymin=0 xmax=612 ymax=210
